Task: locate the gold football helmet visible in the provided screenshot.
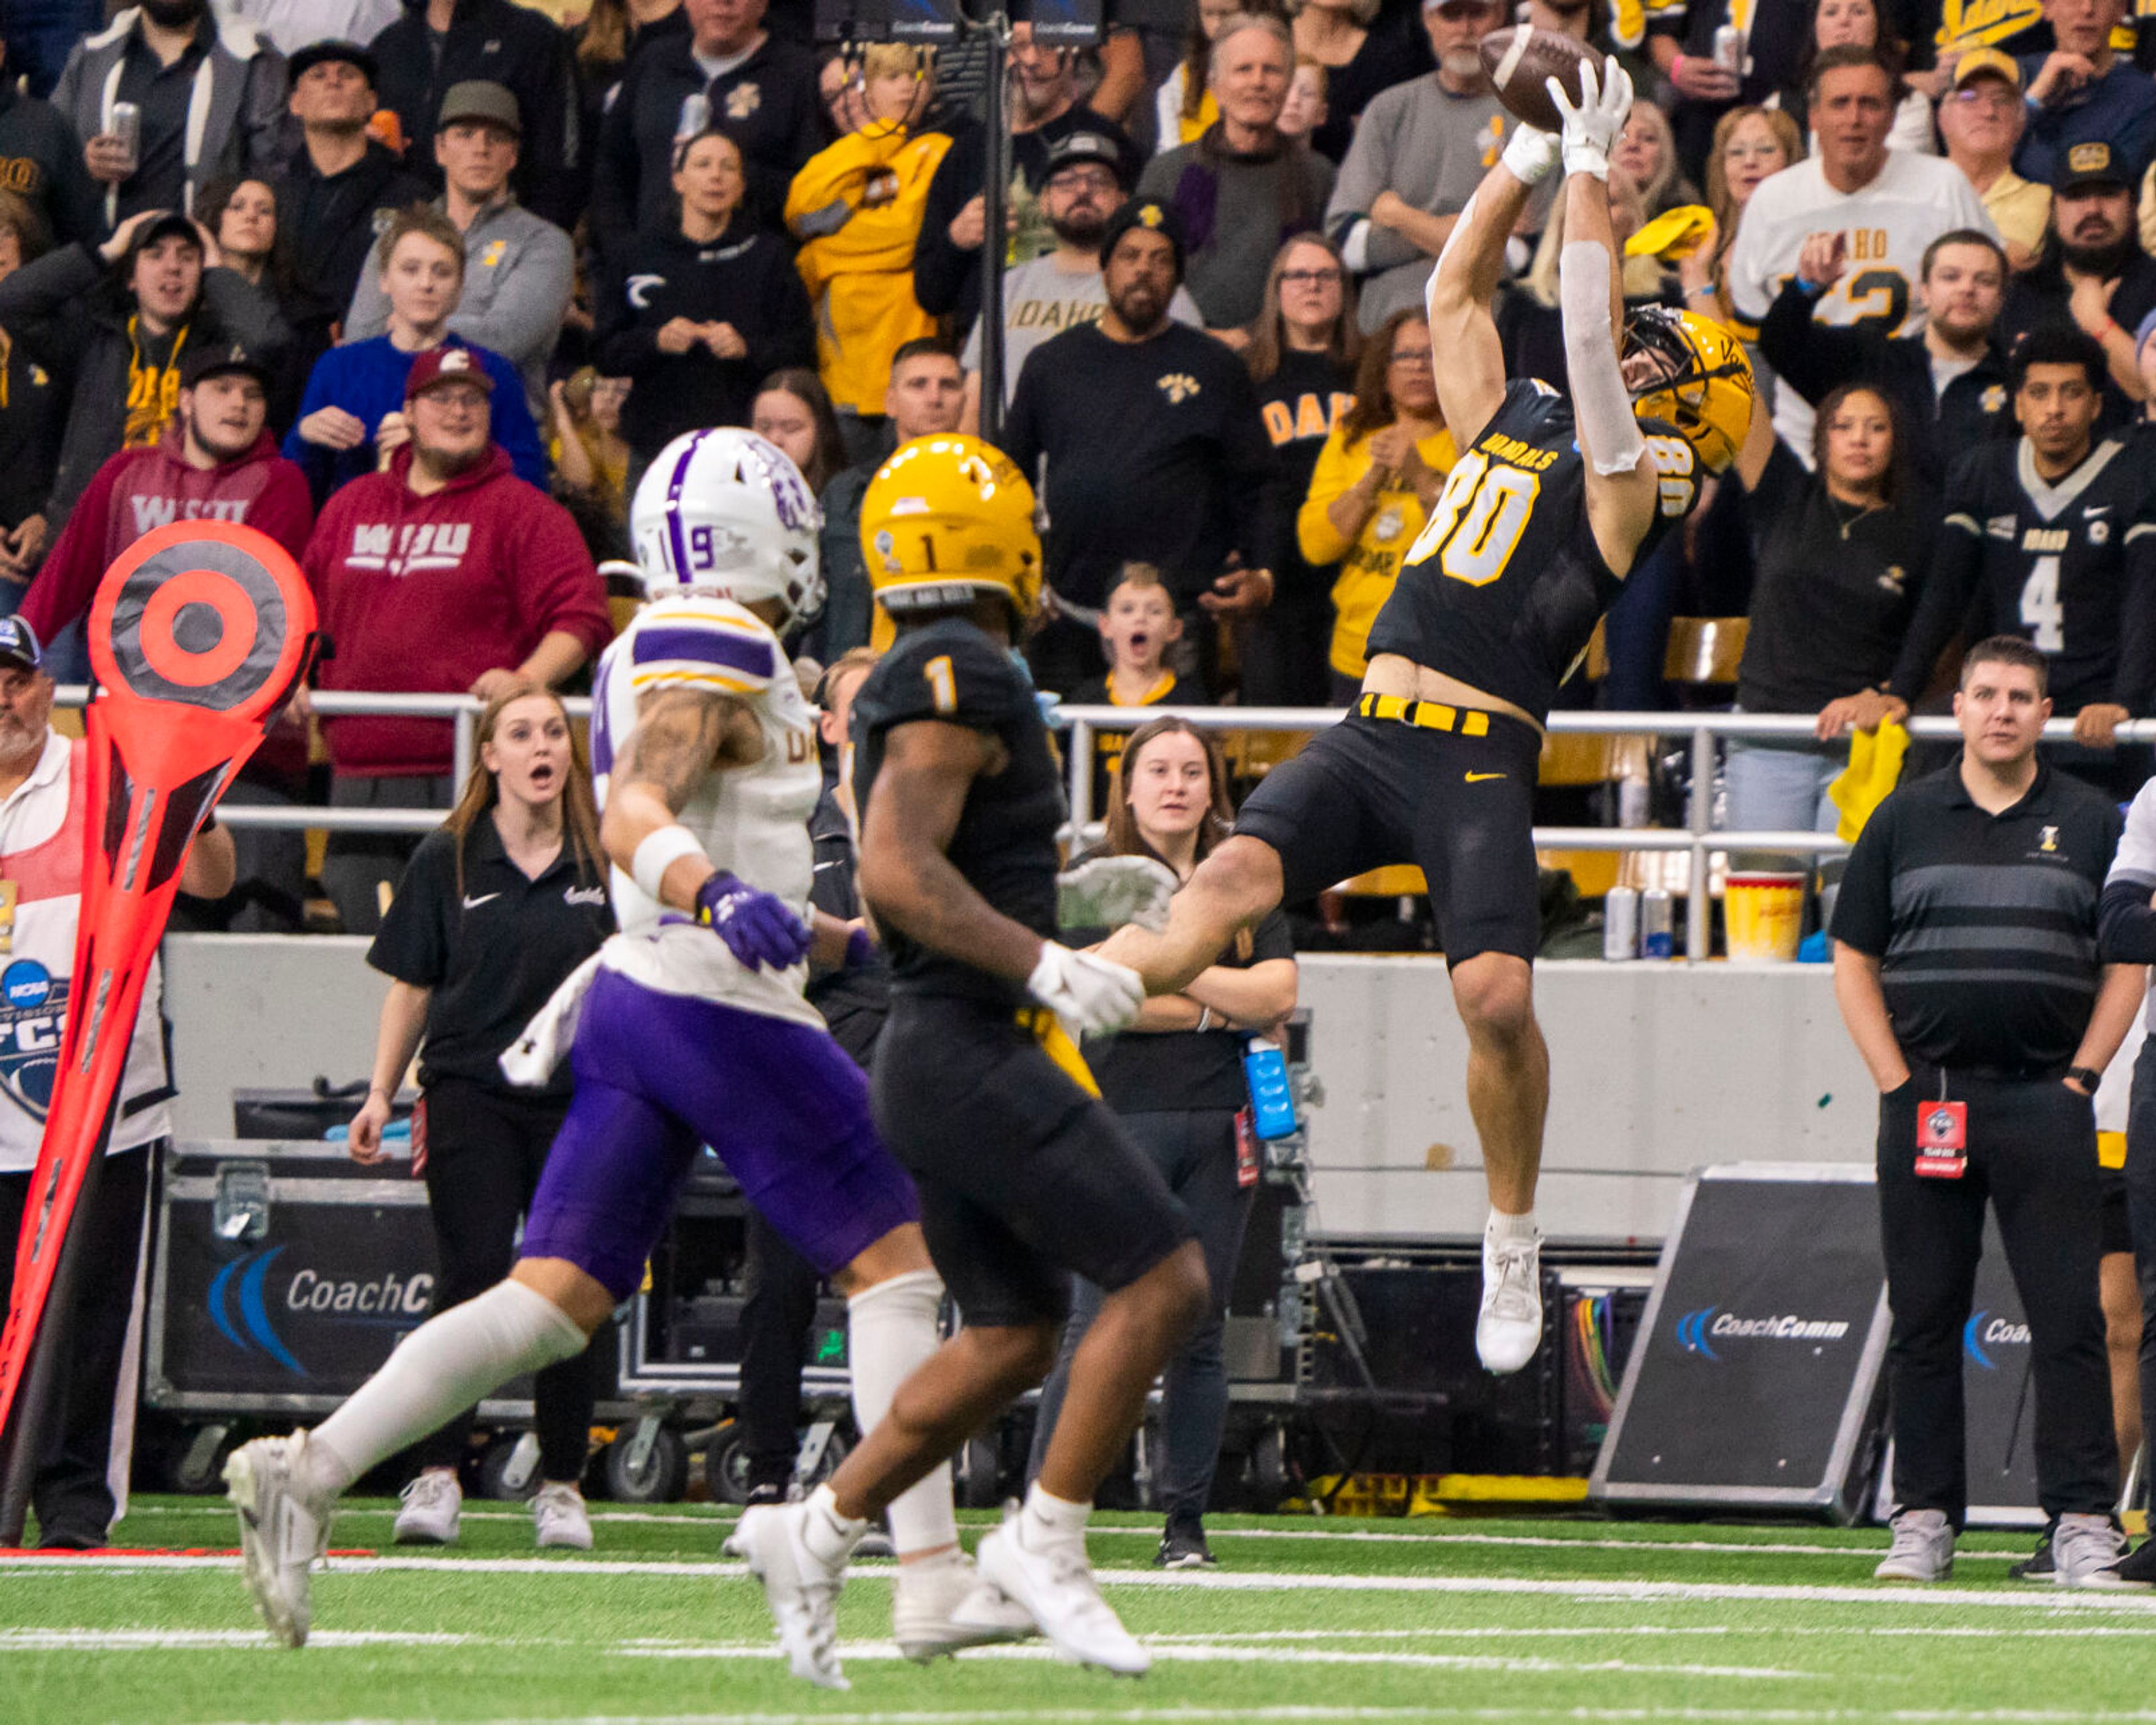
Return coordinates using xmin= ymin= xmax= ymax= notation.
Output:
xmin=860 ymin=435 xmax=1043 ymax=622
xmin=1624 ymin=305 xmax=1755 ymax=474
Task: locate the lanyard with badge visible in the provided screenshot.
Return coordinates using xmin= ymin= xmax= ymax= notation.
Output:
xmin=1915 ymin=1071 xmax=1967 ymax=1179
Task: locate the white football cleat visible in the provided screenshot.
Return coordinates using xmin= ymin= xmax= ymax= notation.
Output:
xmin=1477 ymin=1226 xmax=1543 ymax=1375
xmin=533 ymin=1481 xmax=593 ymax=1550
xmin=225 ymin=1433 xmax=332 ymax=1648
xmin=391 ymin=1469 xmax=462 ymax=1545
xmin=893 ymin=1551 xmax=1039 ymax=1662
xmin=972 ymin=1522 xmax=1149 ymax=1676
xmin=735 ymin=1502 xmax=849 ymax=1689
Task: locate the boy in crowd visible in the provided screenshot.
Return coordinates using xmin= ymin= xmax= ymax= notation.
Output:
xmin=1068 ymin=564 xmax=1205 ymax=809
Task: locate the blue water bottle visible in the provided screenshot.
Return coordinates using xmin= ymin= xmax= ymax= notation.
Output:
xmin=1242 ymin=1037 xmax=1299 ymax=1140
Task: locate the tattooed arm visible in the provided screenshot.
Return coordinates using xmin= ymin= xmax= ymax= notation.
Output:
xmin=599 ymin=687 xmax=762 ymax=912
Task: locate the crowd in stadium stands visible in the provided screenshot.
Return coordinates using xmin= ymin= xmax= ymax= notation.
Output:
xmin=0 ymin=0 xmax=2152 ymax=916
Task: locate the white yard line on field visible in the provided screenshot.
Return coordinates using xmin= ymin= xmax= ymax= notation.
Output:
xmin=202 ymin=1706 xmax=2156 ymax=1725
xmin=7 ymin=1552 xmax=2156 ymax=1613
xmin=614 ymin=1641 xmax=1812 ymax=1680
xmin=4 ymin=1552 xmax=2156 ymax=1621
xmin=0 ymin=1628 xmax=494 ymax=1649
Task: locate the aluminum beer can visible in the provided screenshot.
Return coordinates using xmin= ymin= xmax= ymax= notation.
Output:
xmin=1641 ymin=887 xmax=1675 ymax=959
xmin=109 ymin=102 xmax=141 ymax=174
xmin=1604 ymin=886 xmax=1639 ymax=961
xmin=1712 ymin=24 xmax=1744 ymax=70
xmin=675 ymin=92 xmax=711 ymax=142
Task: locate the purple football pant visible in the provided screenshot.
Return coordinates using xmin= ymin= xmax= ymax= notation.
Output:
xmin=520 ymin=968 xmax=920 ymax=1302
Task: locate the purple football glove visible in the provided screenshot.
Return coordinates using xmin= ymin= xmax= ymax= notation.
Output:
xmin=695 ymin=870 xmax=811 ymax=971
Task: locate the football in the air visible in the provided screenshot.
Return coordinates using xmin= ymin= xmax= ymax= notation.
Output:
xmin=1477 ymin=25 xmax=1596 ymax=135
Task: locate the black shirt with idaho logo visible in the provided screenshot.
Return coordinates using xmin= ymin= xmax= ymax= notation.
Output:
xmin=1000 ymin=321 xmax=1276 ymax=615
xmin=368 ymin=818 xmax=615 ymax=1098
xmin=1736 ymin=442 xmax=1934 ymax=715
xmin=1831 ymin=763 xmax=2120 ymax=1074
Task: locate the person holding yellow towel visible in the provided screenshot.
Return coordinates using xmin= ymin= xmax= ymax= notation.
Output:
xmin=1296 ymin=305 xmax=1454 ymax=700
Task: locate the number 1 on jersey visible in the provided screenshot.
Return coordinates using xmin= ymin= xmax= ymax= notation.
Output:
xmin=2020 ymin=555 xmax=2064 ymax=653
xmin=924 ymin=654 xmax=958 ymax=715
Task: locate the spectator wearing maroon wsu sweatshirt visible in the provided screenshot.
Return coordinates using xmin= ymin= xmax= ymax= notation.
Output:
xmin=21 ymin=341 xmax=316 ymax=929
xmin=305 ymin=343 xmax=609 ymax=933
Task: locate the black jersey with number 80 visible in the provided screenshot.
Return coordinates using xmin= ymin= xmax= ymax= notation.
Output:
xmin=1363 ymin=379 xmax=1698 ymax=722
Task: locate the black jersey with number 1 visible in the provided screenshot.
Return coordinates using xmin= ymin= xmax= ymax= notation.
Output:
xmin=1886 ymin=434 xmax=2156 ymax=717
xmin=849 ymin=618 xmax=1065 ymax=1008
xmin=1362 ymin=378 xmax=1701 ymax=723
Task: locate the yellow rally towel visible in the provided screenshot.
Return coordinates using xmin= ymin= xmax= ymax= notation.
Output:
xmin=1625 ymin=205 xmax=1716 ymax=262
xmin=1016 ymin=1006 xmax=1100 ymax=1098
xmin=1829 ymin=718 xmax=1910 ymax=843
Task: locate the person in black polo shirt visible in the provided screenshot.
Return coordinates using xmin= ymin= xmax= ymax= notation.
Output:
xmin=347 ymin=683 xmax=615 ymax=1551
xmin=1832 ymin=635 xmax=2142 ymax=1587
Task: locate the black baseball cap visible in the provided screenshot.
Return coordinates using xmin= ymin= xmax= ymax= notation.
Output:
xmin=1043 ymin=127 xmax=1132 ymax=190
xmin=0 ymin=617 xmax=43 ymax=675
xmin=2054 ymin=138 xmax=2131 ymax=194
xmin=287 ymin=39 xmax=379 ymax=89
xmin=181 ymin=342 xmax=271 ymax=389
xmin=128 ymin=210 xmax=203 ymax=259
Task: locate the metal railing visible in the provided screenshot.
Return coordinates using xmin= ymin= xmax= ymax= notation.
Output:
xmin=54 ymin=684 xmax=2139 ymax=965
xmin=1057 ymin=704 xmax=2154 ymax=964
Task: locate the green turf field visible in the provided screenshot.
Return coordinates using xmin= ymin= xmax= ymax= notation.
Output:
xmin=5 ymin=1497 xmax=2155 ymax=1723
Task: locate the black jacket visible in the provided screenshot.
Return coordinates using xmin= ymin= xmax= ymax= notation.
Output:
xmin=593 ymin=216 xmax=815 ymax=462
xmin=275 ymin=139 xmax=431 ymax=319
xmin=0 ymin=333 xmax=60 ymax=536
xmin=0 ymin=77 xmax=100 ymax=250
xmin=0 ymin=243 xmax=289 ymax=530
xmin=367 ymin=0 xmax=581 ymax=230
xmin=1757 ymin=273 xmax=2017 ymax=494
xmin=912 ymin=106 xmax=1134 ymax=341
xmin=590 ymin=31 xmax=824 ymax=266
xmin=1999 ymin=249 xmax=2156 ymax=435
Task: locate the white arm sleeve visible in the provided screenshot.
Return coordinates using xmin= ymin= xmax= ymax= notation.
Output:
xmin=1559 ymin=240 xmax=1646 ymax=478
xmin=1340 ymin=218 xmax=1372 ymax=274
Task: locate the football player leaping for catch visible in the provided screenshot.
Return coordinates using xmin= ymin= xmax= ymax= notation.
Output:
xmin=1103 ymin=58 xmax=1754 ymax=1375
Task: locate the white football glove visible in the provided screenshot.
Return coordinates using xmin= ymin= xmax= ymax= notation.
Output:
xmin=1056 ymin=854 xmax=1180 ymax=933
xmin=1499 ymin=122 xmax=1561 ymax=188
xmin=1547 ymin=55 xmax=1633 ymax=180
xmin=1027 ymin=941 xmax=1146 ymax=1038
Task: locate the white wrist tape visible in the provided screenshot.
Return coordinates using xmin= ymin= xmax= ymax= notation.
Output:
xmin=1559 ymin=240 xmax=1647 ymax=478
xmin=632 ymin=824 xmax=709 ymax=903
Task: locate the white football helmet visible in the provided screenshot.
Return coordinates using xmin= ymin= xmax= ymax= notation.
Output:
xmin=629 ymin=428 xmax=824 ymax=629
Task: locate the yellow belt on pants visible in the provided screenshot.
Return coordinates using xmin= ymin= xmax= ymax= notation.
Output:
xmin=1356 ymin=691 xmax=1493 ymax=736
xmin=1015 ymin=1006 xmax=1100 ymax=1098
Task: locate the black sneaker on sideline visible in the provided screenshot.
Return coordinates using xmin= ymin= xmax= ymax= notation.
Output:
xmin=2106 ymin=1538 xmax=2156 ymax=1587
xmin=742 ymin=1481 xmax=788 ymax=1509
xmin=2008 ymin=1529 xmax=2053 ymax=1581
xmin=1155 ymin=1523 xmax=1216 ymax=1569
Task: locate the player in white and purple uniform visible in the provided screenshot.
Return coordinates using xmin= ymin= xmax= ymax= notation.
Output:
xmin=223 ymin=430 xmax=1029 ymax=1678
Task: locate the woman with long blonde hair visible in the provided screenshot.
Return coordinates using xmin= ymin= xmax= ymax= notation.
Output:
xmin=346 ymin=683 xmax=614 ymax=1552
